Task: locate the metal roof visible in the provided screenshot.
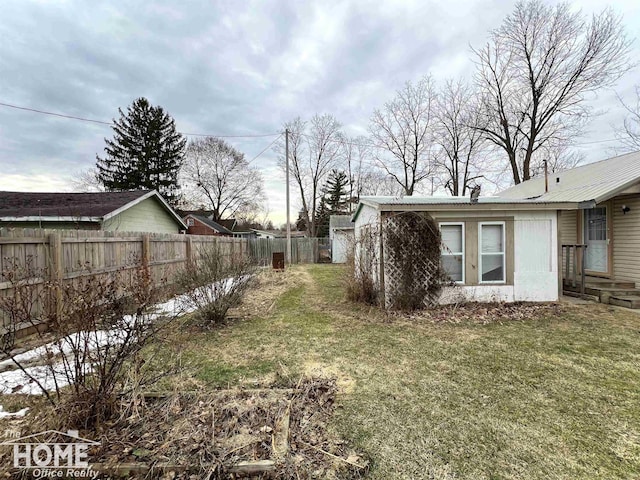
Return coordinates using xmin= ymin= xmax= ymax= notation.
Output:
xmin=351 ymin=194 xmax=582 ymax=222
xmin=498 ymin=150 xmax=640 ymax=203
xmin=357 ymin=196 xmax=563 ymax=206
xmin=329 ymin=215 xmax=354 ymax=230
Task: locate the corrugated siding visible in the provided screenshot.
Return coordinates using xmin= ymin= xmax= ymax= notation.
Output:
xmin=102 ymin=197 xmax=182 ymax=233
xmin=613 ymin=195 xmax=640 ymax=286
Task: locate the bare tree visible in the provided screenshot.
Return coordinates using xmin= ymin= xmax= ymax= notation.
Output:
xmin=341 ymin=135 xmax=373 ymax=212
xmin=474 ymin=0 xmax=631 ymax=184
xmin=71 ymin=168 xmax=104 ymax=192
xmin=615 ymin=85 xmax=640 ymax=151
xmin=530 ymin=141 xmax=584 ymax=177
xmin=181 ymin=137 xmax=265 ymax=221
xmin=277 ymin=114 xmax=342 ymax=237
xmin=433 ymin=79 xmax=487 ymax=196
xmin=369 ymin=75 xmax=437 ymax=195
xmin=359 ymin=170 xmax=404 ymax=196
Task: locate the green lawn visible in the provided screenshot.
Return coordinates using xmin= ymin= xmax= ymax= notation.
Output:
xmin=159 ymin=264 xmax=640 ymax=479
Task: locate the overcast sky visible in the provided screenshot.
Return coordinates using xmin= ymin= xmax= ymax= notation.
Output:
xmin=1 ymin=0 xmax=638 ymax=225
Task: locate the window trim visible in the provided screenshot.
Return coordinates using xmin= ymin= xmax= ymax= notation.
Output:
xmin=440 ymin=222 xmax=465 ymax=284
xmin=478 ymin=221 xmax=506 ymax=284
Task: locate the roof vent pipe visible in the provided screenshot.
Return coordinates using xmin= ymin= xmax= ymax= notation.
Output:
xmin=544 ymin=159 xmax=549 ymax=193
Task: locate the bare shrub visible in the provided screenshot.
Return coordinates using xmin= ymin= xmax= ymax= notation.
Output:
xmin=344 ymin=225 xmax=379 ymax=305
xmin=0 ymin=260 xmax=175 ymax=428
xmin=176 ymin=244 xmax=256 ymax=327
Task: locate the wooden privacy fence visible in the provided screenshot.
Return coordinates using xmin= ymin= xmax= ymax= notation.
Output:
xmin=248 ymin=237 xmax=331 ymax=265
xmin=0 ymin=229 xmax=332 ymax=330
xmin=0 ymin=228 xmax=247 ymax=330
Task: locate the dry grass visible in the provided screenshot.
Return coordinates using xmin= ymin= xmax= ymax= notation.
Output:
xmin=2 ymin=264 xmax=639 ymax=479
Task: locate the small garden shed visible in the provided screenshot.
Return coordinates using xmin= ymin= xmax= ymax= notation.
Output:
xmin=329 ymin=215 xmax=354 ymax=263
xmin=351 ymin=196 xmax=580 ymax=308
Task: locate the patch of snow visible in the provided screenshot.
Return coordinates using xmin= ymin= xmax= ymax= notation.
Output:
xmin=0 ymin=405 xmax=29 ymax=418
xmin=0 ymin=278 xmax=239 ymax=396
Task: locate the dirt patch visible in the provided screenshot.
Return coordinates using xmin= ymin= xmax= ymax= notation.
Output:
xmin=0 ymin=377 xmax=367 ymax=479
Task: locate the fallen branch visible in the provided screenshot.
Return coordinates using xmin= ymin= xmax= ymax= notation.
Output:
xmin=227 ymin=459 xmax=276 ymax=475
xmin=299 ymin=441 xmax=366 ymax=469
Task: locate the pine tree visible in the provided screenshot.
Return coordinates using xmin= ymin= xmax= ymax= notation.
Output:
xmin=314 ymin=197 xmax=331 ymax=237
xmin=324 ymin=170 xmax=349 ymax=214
xmin=315 ymin=170 xmax=349 ymax=237
xmin=96 ymin=97 xmax=186 ymax=205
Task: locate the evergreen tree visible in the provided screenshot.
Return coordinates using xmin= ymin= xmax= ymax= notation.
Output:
xmin=324 ymin=170 xmax=349 ymax=214
xmin=314 ymin=197 xmax=331 ymax=237
xmin=315 ymin=170 xmax=349 ymax=237
xmin=96 ymin=97 xmax=186 ymax=205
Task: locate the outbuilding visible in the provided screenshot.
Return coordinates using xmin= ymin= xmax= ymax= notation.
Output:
xmin=351 ymin=196 xmax=581 ymax=308
xmin=329 ymin=215 xmax=354 ymax=263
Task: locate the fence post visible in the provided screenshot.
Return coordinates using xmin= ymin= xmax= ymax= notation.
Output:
xmin=48 ymin=233 xmax=63 ymax=320
xmin=186 ymin=236 xmax=193 ymax=267
xmin=142 ymin=234 xmax=151 ymax=268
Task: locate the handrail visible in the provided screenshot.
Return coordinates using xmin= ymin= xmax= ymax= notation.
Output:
xmin=561 ymin=244 xmax=588 ymax=297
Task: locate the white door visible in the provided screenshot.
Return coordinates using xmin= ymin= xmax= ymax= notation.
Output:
xmin=583 ymin=207 xmax=608 ymax=273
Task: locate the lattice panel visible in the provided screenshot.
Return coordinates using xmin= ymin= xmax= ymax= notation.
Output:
xmin=382 ymin=212 xmax=445 ymax=310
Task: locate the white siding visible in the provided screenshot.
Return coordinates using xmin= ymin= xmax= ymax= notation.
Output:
xmin=353 ymin=204 xmax=381 ymax=287
xmin=331 ymin=230 xmax=354 ymax=263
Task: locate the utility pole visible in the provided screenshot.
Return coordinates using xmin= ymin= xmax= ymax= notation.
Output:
xmin=285 ymin=129 xmax=291 ymax=265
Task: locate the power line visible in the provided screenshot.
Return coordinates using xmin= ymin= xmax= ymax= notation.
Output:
xmin=247 ymin=133 xmax=283 ymax=164
xmin=0 ymin=101 xmax=113 ymax=126
xmin=0 ymin=101 xmax=282 ymax=138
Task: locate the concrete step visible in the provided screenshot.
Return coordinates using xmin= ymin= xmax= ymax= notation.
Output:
xmin=609 ymin=295 xmax=640 ymax=309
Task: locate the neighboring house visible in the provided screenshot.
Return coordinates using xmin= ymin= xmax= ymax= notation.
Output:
xmin=352 ymin=195 xmax=581 ymax=308
xmin=0 ymin=190 xmax=187 ymax=234
xmin=183 ymin=214 xmax=234 ymax=236
xmin=329 ymin=215 xmax=354 ymax=263
xmin=499 ymin=151 xmax=640 ymax=308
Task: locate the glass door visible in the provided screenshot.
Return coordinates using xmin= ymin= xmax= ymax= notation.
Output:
xmin=583 ymin=206 xmax=608 ymax=274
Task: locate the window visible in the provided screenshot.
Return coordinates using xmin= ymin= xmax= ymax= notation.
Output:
xmin=440 ymin=223 xmax=464 ymax=283
xmin=479 ymin=222 xmax=505 ymax=283
xmin=186 ymin=218 xmax=194 ymax=226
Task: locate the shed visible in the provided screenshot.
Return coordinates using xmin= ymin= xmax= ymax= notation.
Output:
xmin=329 ymin=215 xmax=354 ymax=263
xmin=352 ymin=195 xmax=582 ymax=308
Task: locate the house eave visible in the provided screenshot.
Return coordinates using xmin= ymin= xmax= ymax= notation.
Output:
xmin=0 ymin=216 xmax=102 ymax=223
xmin=103 ymin=190 xmax=188 ymax=230
xmin=374 ymin=201 xmax=582 ymax=213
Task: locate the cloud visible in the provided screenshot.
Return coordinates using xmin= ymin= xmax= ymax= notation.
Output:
xmin=0 ymin=0 xmax=639 ymax=223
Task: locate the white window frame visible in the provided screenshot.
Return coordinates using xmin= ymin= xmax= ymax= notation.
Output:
xmin=478 ymin=221 xmax=506 ymax=284
xmin=440 ymin=222 xmax=465 ymax=284
xmin=186 ymin=218 xmax=194 ymax=226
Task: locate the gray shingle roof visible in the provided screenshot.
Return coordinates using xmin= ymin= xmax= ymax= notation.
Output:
xmin=189 ymin=214 xmax=234 ymax=235
xmin=498 ymin=151 xmax=640 ymax=203
xmin=0 ymin=190 xmax=152 ymax=218
xmin=329 ymin=215 xmax=354 ymax=230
